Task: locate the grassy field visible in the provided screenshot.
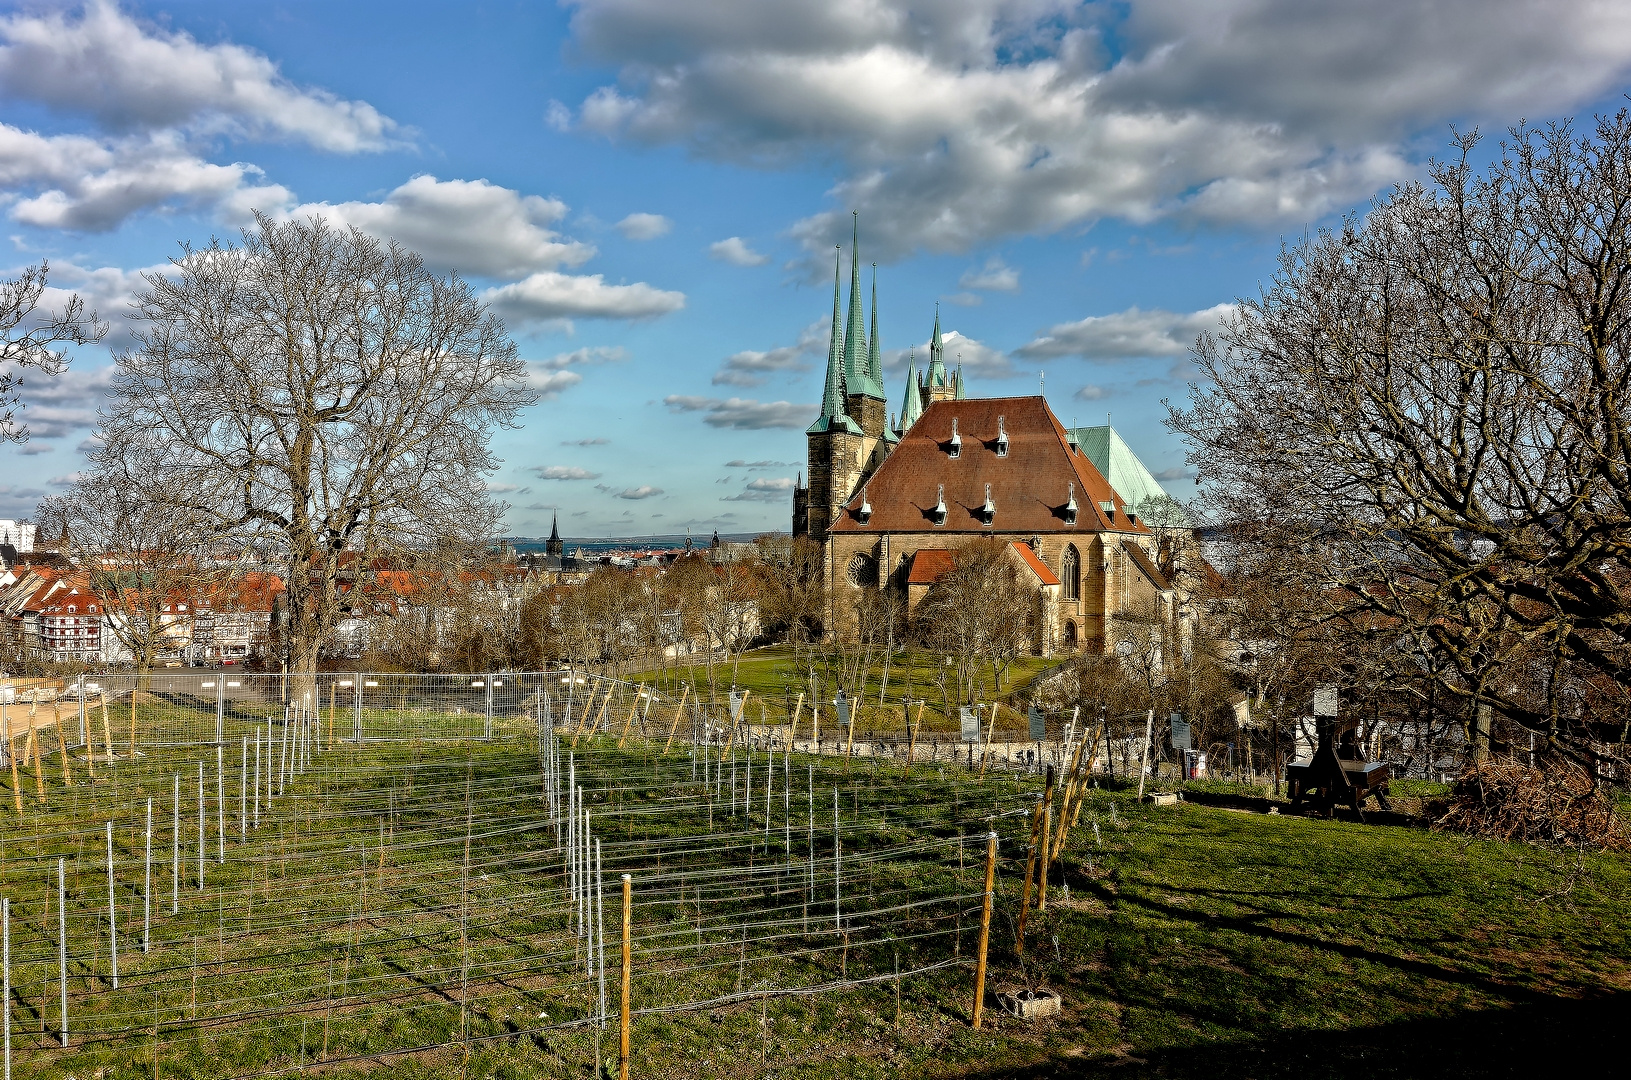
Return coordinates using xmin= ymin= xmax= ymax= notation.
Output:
xmin=631 ymin=646 xmax=1059 ymax=736
xmin=0 ymin=691 xmax=1625 ymax=1079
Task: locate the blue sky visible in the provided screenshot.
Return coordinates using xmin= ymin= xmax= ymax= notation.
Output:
xmin=3 ymin=1 xmax=1631 ymax=537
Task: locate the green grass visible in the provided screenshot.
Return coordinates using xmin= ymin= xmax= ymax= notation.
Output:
xmin=0 ymin=693 xmax=1625 ymax=1079
xmin=632 ymin=646 xmax=1059 ymax=736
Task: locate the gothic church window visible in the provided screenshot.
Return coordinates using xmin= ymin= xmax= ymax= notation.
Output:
xmin=846 ymin=552 xmax=878 ymax=588
xmin=1062 ymin=545 xmax=1080 ymax=601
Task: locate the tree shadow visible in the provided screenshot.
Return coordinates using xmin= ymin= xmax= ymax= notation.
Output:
xmin=962 ymin=989 xmax=1630 ymax=1079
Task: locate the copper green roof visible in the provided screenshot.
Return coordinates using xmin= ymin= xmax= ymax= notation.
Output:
xmin=841 ymin=216 xmax=885 ymax=401
xmin=811 ymin=248 xmax=861 ymax=434
xmin=1066 ymin=425 xmax=1183 ymax=521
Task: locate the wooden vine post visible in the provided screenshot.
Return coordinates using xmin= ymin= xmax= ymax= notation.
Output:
xmin=904 ymin=700 xmax=925 ymax=775
xmin=618 ymin=685 xmax=643 ymax=749
xmin=661 ymin=685 xmax=691 ymax=754
xmin=1015 ymin=790 xmax=1046 ymax=952
xmin=978 ymin=704 xmax=1000 ymax=781
xmin=972 ymin=831 xmax=998 ymax=1028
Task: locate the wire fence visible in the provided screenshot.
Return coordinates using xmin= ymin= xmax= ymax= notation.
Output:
xmin=0 ymin=675 xmax=1066 ymax=1078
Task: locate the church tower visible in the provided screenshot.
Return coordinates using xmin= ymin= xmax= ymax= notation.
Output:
xmin=799 ymin=248 xmax=865 ymax=542
xmin=546 ymin=512 xmax=563 ymax=560
xmin=919 ymin=307 xmax=963 ymax=404
xmin=798 ymin=218 xmax=897 ymax=542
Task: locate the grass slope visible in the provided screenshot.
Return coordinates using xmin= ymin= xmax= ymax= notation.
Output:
xmin=0 ymin=696 xmax=1623 ymax=1079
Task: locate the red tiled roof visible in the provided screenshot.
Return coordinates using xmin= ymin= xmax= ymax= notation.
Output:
xmin=829 ymin=396 xmax=1147 ymax=535
xmin=1011 ymin=542 xmax=1060 ymax=586
xmin=906 ymin=549 xmax=955 ymax=585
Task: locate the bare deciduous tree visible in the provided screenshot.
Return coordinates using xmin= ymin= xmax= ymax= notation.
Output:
xmin=37 ymin=468 xmax=226 ymax=674
xmin=0 ymin=263 xmax=104 ymax=443
xmin=96 ymin=215 xmax=535 ymax=702
xmin=912 ymin=539 xmax=1042 ymax=705
xmin=1170 ymin=114 xmax=1631 ymax=773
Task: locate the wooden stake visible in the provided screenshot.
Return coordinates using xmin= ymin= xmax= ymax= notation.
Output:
xmin=101 ymin=702 xmax=115 ymax=765
xmin=28 ymin=725 xmax=44 ymax=804
xmin=662 ymin=685 xmax=690 ymax=754
xmin=788 ymin=692 xmax=804 ymax=747
xmin=843 ymin=699 xmax=856 ymax=770
xmin=972 ymin=831 xmax=997 ymax=1028
xmin=1053 ymin=722 xmax=1104 ymax=860
xmin=978 ymin=704 xmax=999 ymax=781
xmin=619 ymin=873 xmax=632 ymax=1080
xmin=8 ymin=732 xmax=20 ymax=813
xmin=84 ymin=704 xmax=97 ymax=781
xmin=1136 ymin=710 xmax=1154 ymax=801
xmin=57 ymin=715 xmax=71 ymax=787
xmin=329 ymin=683 xmax=337 ymax=751
xmin=904 ymin=701 xmax=925 ymax=776
xmin=1015 ymin=795 xmax=1045 ymax=952
xmin=618 ymin=685 xmax=643 ymax=749
xmin=724 ymin=690 xmax=749 ymax=756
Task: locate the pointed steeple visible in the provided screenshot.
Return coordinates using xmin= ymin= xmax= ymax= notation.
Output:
xmin=842 ymin=214 xmax=866 ymax=394
xmin=809 ymin=246 xmax=860 ymax=434
xmin=549 ymin=512 xmax=560 ymax=542
xmin=900 ymin=354 xmax=923 ymax=432
xmin=954 ymin=362 xmax=967 ymax=399
xmin=926 ymin=304 xmax=946 ymax=388
xmin=868 ymin=263 xmax=882 ymax=388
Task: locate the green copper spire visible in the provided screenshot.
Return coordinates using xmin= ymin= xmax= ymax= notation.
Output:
xmin=954 ymin=362 xmax=967 ymax=399
xmin=926 ymin=305 xmax=946 ymax=388
xmin=809 ymin=246 xmax=860 ymax=434
xmin=868 ymin=263 xmax=882 ymax=388
xmin=900 ymin=354 xmax=923 ymax=431
xmin=840 ymin=214 xmax=884 ymax=400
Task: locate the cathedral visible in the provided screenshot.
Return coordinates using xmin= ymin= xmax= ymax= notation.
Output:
xmin=792 ymin=222 xmax=1192 ymax=656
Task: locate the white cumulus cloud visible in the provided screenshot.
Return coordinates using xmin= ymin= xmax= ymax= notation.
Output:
xmin=712 ymin=320 xmax=824 ymax=387
xmin=567 ymin=0 xmax=1631 ymax=258
xmin=1015 ymin=304 xmax=1234 ymax=361
xmin=615 ymin=212 xmax=672 ymax=239
xmin=485 ymin=272 xmax=685 ymax=329
xmin=709 ymin=236 xmax=770 ymax=266
xmin=0 ymin=1 xmax=401 ymax=152
xmin=958 ymin=256 xmax=1019 ymax=292
xmin=291 ymin=176 xmax=593 ymax=279
xmin=532 ymin=465 xmax=603 ymax=480
xmin=663 ymin=395 xmax=814 ymax=429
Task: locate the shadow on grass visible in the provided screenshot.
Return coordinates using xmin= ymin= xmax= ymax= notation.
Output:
xmin=965 ymin=989 xmax=1629 ymax=1079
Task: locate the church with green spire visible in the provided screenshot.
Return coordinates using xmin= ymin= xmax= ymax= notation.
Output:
xmin=794 ymin=218 xmax=965 ymax=541
xmin=793 ymin=217 xmax=1200 ymax=657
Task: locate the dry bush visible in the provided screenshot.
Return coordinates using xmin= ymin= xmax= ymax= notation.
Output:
xmin=1434 ymin=759 xmax=1629 ymax=850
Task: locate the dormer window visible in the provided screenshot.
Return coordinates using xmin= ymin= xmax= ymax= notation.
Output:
xmin=932 ymin=484 xmax=947 ymax=526
xmin=948 ymin=418 xmax=961 ymax=458
xmin=980 ymin=483 xmax=996 ymax=526
xmin=855 ymin=487 xmax=872 ymax=526
xmin=1100 ymin=499 xmax=1116 ymax=522
xmin=995 ymin=416 xmax=1008 ymax=457
xmin=1063 ymin=482 xmax=1078 ymax=525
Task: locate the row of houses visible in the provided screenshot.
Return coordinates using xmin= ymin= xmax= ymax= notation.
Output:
xmin=0 ymin=560 xmax=285 ymax=666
